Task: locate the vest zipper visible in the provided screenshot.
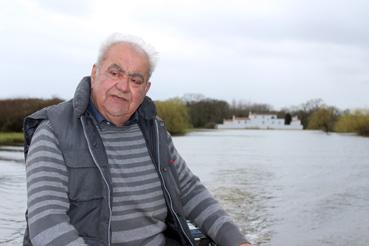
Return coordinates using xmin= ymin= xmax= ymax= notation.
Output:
xmin=154 ymin=120 xmax=194 ymax=246
xmin=81 ymin=117 xmax=112 ymax=246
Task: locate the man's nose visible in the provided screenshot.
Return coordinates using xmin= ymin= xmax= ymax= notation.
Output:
xmin=116 ymin=77 xmax=130 ymax=92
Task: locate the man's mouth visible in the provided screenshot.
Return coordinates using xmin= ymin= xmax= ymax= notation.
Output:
xmin=111 ymin=95 xmax=128 ymax=102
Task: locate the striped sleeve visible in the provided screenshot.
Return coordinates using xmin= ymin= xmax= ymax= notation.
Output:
xmin=167 ymin=133 xmax=249 ymax=246
xmin=25 ymin=120 xmax=86 ymax=246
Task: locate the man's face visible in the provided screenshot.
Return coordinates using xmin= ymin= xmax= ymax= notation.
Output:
xmin=91 ymin=43 xmax=151 ymax=126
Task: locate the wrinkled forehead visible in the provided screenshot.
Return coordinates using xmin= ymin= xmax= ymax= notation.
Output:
xmin=104 ymin=43 xmax=149 ymax=64
xmin=99 ymin=43 xmax=150 ymax=74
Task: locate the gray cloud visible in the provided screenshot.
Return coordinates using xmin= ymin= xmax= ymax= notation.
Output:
xmin=1 ymin=0 xmax=369 ymax=110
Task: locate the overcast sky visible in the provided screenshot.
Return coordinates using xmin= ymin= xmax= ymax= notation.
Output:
xmin=1 ymin=0 xmax=368 ymax=110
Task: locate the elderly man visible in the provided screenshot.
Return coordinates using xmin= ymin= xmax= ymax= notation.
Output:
xmin=23 ymin=33 xmax=251 ymax=246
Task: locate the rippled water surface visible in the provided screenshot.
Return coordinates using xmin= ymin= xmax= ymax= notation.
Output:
xmin=1 ymin=130 xmax=369 ymax=245
xmin=172 ymin=130 xmax=369 ymax=245
xmin=0 ymin=146 xmax=26 ymax=245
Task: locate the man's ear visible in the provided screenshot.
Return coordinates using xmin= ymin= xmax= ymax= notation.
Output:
xmin=91 ymin=64 xmax=97 ymax=86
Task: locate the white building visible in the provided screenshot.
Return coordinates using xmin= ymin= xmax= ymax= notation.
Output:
xmin=217 ymin=113 xmax=303 ymax=130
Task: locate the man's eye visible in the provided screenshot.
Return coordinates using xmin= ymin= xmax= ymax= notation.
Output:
xmin=110 ymin=71 xmax=118 ymax=77
xmin=131 ymin=78 xmax=143 ymax=85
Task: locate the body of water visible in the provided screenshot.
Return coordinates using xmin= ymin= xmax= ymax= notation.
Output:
xmin=1 ymin=130 xmax=369 ymax=245
xmin=0 ymin=146 xmax=26 ymax=245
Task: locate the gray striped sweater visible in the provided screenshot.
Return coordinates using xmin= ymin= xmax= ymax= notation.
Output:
xmin=26 ymin=120 xmax=246 ymax=245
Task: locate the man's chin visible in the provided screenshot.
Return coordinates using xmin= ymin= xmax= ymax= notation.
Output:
xmin=107 ymin=110 xmax=128 ymax=117
xmin=105 ymin=100 xmax=128 ymax=112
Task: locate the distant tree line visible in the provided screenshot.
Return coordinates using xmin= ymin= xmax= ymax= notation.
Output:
xmin=155 ymin=99 xmax=190 ymax=135
xmin=1 ymin=96 xmax=369 ymax=137
xmin=155 ymin=96 xmax=369 ymax=137
xmin=0 ymin=98 xmax=64 ymax=132
xmin=308 ymin=107 xmax=369 ymax=136
xmin=155 ymin=97 xmax=302 ymax=134
xmin=153 ymin=96 xmax=282 ymax=134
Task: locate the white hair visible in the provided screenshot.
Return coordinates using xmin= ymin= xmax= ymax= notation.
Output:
xmin=96 ymin=33 xmax=159 ymax=77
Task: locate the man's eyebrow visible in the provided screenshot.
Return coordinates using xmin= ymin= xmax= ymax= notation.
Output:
xmin=107 ymin=64 xmax=124 ymax=71
xmin=128 ymin=72 xmax=145 ymax=80
xmin=107 ymin=63 xmax=145 ymax=80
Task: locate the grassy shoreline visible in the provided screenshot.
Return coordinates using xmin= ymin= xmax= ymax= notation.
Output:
xmin=0 ymin=132 xmax=24 ymax=146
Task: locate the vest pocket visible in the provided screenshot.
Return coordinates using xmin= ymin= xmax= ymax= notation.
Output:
xmin=64 ymin=150 xmax=105 ymax=201
xmin=67 ymin=166 xmax=105 ymax=200
xmin=68 ymin=197 xmax=106 ymax=243
xmin=64 ymin=150 xmax=108 ymax=242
